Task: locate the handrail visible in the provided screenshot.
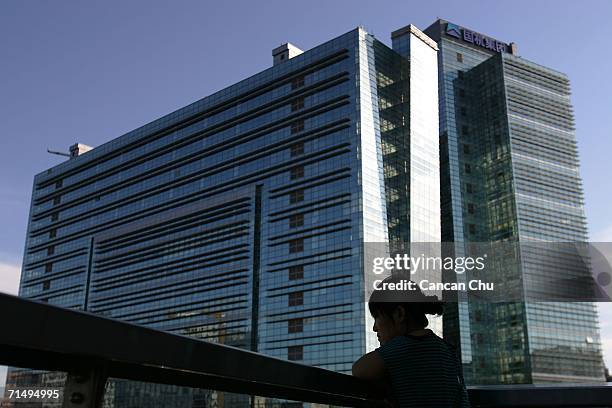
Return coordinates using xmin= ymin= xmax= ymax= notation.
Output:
xmin=1 ymin=293 xmax=611 ymax=407
xmin=0 ymin=293 xmax=386 ymax=407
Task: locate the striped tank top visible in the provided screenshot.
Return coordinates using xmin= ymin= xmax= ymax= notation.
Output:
xmin=377 ymin=331 xmax=470 ymax=408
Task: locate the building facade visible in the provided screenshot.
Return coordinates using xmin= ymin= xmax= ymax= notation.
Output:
xmin=424 ymin=19 xmax=605 ymax=384
xmin=10 ymin=25 xmax=440 ymax=406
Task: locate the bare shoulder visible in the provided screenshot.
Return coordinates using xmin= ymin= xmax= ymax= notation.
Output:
xmin=352 ymin=349 xmax=387 ymax=380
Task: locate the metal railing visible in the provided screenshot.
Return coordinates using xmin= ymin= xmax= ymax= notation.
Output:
xmin=1 ymin=293 xmax=611 ymax=407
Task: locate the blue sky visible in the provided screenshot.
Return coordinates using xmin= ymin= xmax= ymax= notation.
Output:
xmin=1 ymin=0 xmax=611 ymax=382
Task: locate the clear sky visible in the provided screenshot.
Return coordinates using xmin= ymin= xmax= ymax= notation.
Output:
xmin=1 ymin=0 xmax=611 ymax=383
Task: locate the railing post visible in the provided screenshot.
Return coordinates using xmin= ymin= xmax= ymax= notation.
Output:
xmin=62 ymin=368 xmax=108 ymax=408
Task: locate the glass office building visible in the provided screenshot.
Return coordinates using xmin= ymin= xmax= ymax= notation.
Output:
xmin=10 ymin=25 xmax=440 ymax=406
xmin=424 ymin=19 xmax=605 ymax=384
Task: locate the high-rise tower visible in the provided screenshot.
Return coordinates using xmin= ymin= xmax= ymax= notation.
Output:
xmin=424 ymin=19 xmax=605 ymax=384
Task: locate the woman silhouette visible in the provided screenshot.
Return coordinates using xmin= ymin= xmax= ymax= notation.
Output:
xmin=352 ymin=274 xmax=469 ymax=407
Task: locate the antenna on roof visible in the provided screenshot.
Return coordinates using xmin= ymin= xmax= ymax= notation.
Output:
xmin=47 ymin=148 xmax=70 ymax=158
xmin=47 ymin=143 xmax=93 ymax=159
